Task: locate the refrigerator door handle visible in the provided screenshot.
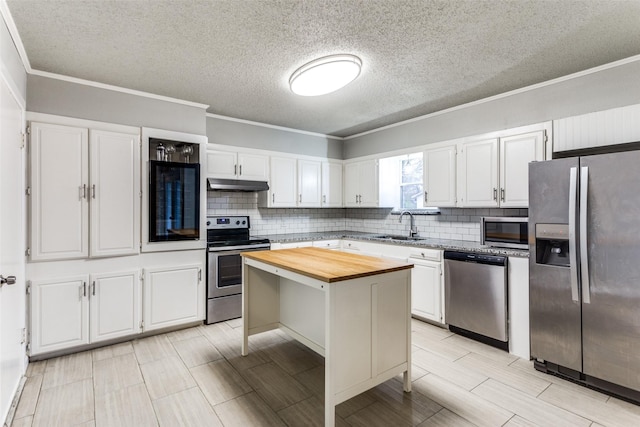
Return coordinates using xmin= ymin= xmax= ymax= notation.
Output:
xmin=568 ymin=167 xmax=579 ymax=302
xmin=580 ymin=166 xmax=591 ymax=304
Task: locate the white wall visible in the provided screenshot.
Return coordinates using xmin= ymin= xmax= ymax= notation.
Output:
xmin=207 ymin=115 xmax=343 ymax=159
xmin=344 ymin=58 xmax=640 ymax=159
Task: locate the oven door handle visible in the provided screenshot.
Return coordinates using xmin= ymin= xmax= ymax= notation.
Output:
xmin=208 ymin=244 xmax=271 ymax=253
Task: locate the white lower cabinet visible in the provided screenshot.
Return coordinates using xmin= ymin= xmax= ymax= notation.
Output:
xmin=408 ymin=249 xmax=444 ymax=324
xmin=90 ymin=270 xmax=141 ymax=343
xmin=30 ymin=270 xmax=141 ymax=355
xmin=143 ymin=264 xmax=203 ymax=331
xmin=31 ymin=275 xmax=90 ymax=355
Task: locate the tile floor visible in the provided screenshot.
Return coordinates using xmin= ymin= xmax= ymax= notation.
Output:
xmin=9 ymin=318 xmax=640 ymax=427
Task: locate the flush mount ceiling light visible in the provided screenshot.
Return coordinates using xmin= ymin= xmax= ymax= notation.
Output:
xmin=289 ymin=54 xmax=362 ymax=96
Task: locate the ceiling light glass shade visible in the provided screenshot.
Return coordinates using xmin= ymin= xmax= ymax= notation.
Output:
xmin=290 ymin=54 xmax=362 ymax=96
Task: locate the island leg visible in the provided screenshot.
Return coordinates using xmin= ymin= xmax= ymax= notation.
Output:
xmin=241 ymin=262 xmax=249 ymax=356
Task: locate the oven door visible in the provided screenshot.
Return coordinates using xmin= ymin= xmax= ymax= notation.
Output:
xmin=207 ymin=245 xmax=269 ymax=298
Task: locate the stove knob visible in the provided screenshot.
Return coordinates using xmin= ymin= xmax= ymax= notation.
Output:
xmin=206 ymin=221 xmax=210 ymax=226
xmin=236 ymin=220 xmax=240 ymax=225
xmin=242 ymin=220 xmax=246 ymax=225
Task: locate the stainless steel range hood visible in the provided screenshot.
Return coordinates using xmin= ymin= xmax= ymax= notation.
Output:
xmin=207 ymin=178 xmax=269 ymax=192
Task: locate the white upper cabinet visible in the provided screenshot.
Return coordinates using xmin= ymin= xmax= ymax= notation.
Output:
xmin=322 ymin=161 xmax=343 ymax=207
xmin=457 ymin=129 xmax=545 ymax=208
xmin=499 ymin=131 xmax=544 ymax=207
xmin=30 ymin=122 xmax=140 ymax=261
xmin=423 ymin=144 xmax=456 ymax=207
xmin=206 ymin=148 xmax=269 ymax=181
xmin=344 ymin=159 xmax=378 ymax=207
xmin=553 ymin=104 xmax=640 ymax=153
xmin=90 ymin=130 xmax=140 ymax=257
xmin=267 ymin=156 xmax=298 ymax=207
xmin=457 ymin=138 xmax=499 ymax=207
xmin=30 ymin=123 xmax=89 ymax=260
xmin=298 ymin=159 xmax=322 ymax=207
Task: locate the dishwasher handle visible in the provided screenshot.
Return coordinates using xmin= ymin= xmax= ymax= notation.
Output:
xmin=444 ymin=250 xmax=507 ymax=267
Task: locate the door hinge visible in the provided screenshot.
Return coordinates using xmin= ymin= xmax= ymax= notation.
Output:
xmin=25 ymin=247 xmax=31 ymax=257
xmin=26 ymin=343 xmax=31 ymax=354
xmin=25 ymin=187 xmax=31 ymax=196
xmin=20 ymin=328 xmax=26 ymax=344
xmin=139 ymin=320 xmax=144 ymax=331
xmin=26 ymin=126 xmax=31 ymax=135
xmin=26 ymin=281 xmax=31 ymax=294
xmin=139 ymin=190 xmax=143 ymax=198
xmin=20 ymin=132 xmax=26 ymax=149
xmin=543 ymin=130 xmax=548 ymax=144
xmin=198 ymin=269 xmax=202 ymax=282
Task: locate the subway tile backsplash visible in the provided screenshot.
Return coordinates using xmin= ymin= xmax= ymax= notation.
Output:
xmin=207 ymin=191 xmax=527 ymax=242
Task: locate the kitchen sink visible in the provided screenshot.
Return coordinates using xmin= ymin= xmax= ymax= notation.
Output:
xmin=372 ymin=234 xmax=427 ymax=241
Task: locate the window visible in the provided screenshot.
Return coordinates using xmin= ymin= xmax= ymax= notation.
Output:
xmin=379 ymin=152 xmax=425 ymax=209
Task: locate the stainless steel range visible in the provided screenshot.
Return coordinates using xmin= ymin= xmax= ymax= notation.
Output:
xmin=206 ymin=216 xmax=270 ymax=324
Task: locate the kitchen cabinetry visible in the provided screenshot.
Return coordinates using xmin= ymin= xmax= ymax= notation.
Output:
xmin=322 ymin=161 xmax=343 ymax=207
xmin=143 ymin=264 xmax=203 ymax=331
xmin=457 ymin=130 xmax=544 ymax=208
xmin=423 ymin=144 xmax=456 ymax=207
xmin=344 ymin=159 xmax=378 ymax=207
xmin=312 ymin=240 xmax=341 ymax=250
xmin=298 ymin=159 xmax=322 ymax=207
xmin=553 ymin=103 xmax=640 ymax=153
xmin=30 ymin=270 xmax=141 ymax=355
xmin=29 ymin=122 xmax=140 ymax=261
xmin=408 ymin=249 xmax=444 ymax=324
xmin=206 ymin=149 xmax=269 ymax=181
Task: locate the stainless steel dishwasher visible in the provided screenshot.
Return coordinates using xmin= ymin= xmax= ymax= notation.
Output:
xmin=444 ymin=251 xmax=508 ymax=350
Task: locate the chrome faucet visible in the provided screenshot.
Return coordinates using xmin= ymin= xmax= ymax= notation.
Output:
xmin=399 ymin=210 xmax=418 ymax=237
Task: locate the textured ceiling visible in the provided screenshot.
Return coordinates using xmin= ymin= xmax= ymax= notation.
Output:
xmin=6 ymin=0 xmax=640 ymax=137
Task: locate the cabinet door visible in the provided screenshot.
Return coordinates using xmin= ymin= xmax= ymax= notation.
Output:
xmin=269 ymin=157 xmax=297 ymax=207
xmin=90 ymin=270 xmax=141 ymax=343
xmin=90 ymin=130 xmax=140 ymax=257
xmin=298 ymin=159 xmax=321 ymax=207
xmin=499 ymin=131 xmax=544 ymax=208
xmin=30 ymin=122 xmax=89 ymax=260
xmin=30 ymin=275 xmax=90 ymax=355
xmin=206 ymin=150 xmax=237 ymax=178
xmin=343 ymin=163 xmax=360 ymax=207
xmin=458 ymin=138 xmax=498 ymax=207
xmin=238 ymin=152 xmax=269 ymax=181
xmin=358 ymin=160 xmax=379 ymax=207
xmin=143 ymin=264 xmax=203 ymax=331
xmin=424 ymin=145 xmax=456 ymax=207
xmin=410 ymin=261 xmax=443 ymax=323
xmin=322 ymin=161 xmax=343 ymax=207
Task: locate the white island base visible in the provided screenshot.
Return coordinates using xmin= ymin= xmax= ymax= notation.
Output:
xmin=241 ymin=247 xmax=412 ymax=427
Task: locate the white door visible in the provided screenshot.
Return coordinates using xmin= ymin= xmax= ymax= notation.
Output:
xmin=298 ymin=159 xmax=321 ymax=207
xmin=499 ymin=131 xmax=544 ymax=207
xmin=143 ymin=264 xmax=202 ymax=331
xmin=0 ymin=76 xmax=26 ymax=423
xmin=89 ymin=130 xmax=140 ymax=257
xmin=206 ymin=150 xmax=237 ymax=178
xmin=90 ymin=270 xmax=141 ymax=342
xmin=458 ymin=138 xmax=499 ymax=207
xmin=238 ymin=152 xmax=269 ymax=181
xmin=424 ymin=145 xmax=456 ymax=207
xmin=30 ymin=276 xmax=90 ymax=355
xmin=269 ymin=156 xmax=297 ymax=207
xmin=30 ymin=122 xmax=89 ymax=260
xmin=358 ymin=160 xmax=379 ymax=206
xmin=322 ymin=161 xmax=343 ymax=207
xmin=411 ymin=261 xmax=443 ymax=323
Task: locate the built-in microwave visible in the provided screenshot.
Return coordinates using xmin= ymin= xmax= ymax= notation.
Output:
xmin=481 ymin=217 xmax=528 ymax=250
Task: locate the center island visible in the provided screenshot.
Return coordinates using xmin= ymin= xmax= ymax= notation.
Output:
xmin=241 ymin=246 xmax=414 ymax=427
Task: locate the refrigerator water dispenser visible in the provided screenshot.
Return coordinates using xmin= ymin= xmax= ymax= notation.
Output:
xmin=535 ymin=224 xmax=570 ymax=267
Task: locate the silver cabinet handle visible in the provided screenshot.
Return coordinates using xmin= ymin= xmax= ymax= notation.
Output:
xmin=234 ymin=164 xmax=237 ymax=175
xmin=239 ymin=165 xmax=242 ymax=176
xmin=355 ymin=195 xmax=358 ymax=203
xmin=299 ymin=194 xmax=302 ymax=203
xmin=500 ymin=188 xmax=505 ymax=202
xmin=272 ymin=193 xmax=275 ymax=203
xmin=0 ymin=275 xmax=16 ymax=286
xmin=83 ymin=282 xmax=87 ymax=297
xmin=92 ymin=281 xmax=96 ymax=296
xmin=92 ymin=184 xmax=96 ymax=199
xmin=580 ymin=166 xmax=590 ymax=304
xmin=323 ymin=195 xmax=326 ymax=203
xmin=493 ymin=188 xmax=497 ymax=201
xmin=358 ymin=194 xmax=362 ymax=203
xmin=80 ymin=184 xmax=87 ymax=199
xmin=568 ymin=167 xmax=579 ymax=302
xmin=424 ymin=191 xmax=428 ymax=203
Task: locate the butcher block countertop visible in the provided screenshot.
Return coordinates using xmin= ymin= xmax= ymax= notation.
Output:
xmin=241 ymin=246 xmax=413 ymax=283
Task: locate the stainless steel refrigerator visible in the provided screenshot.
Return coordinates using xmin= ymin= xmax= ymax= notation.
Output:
xmin=529 ymin=150 xmax=640 ymax=402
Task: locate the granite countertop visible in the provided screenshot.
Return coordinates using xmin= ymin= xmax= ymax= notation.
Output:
xmin=254 ymin=230 xmax=529 ymax=258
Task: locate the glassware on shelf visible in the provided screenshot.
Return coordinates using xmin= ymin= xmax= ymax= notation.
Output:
xmin=181 ymin=144 xmax=194 ymax=163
